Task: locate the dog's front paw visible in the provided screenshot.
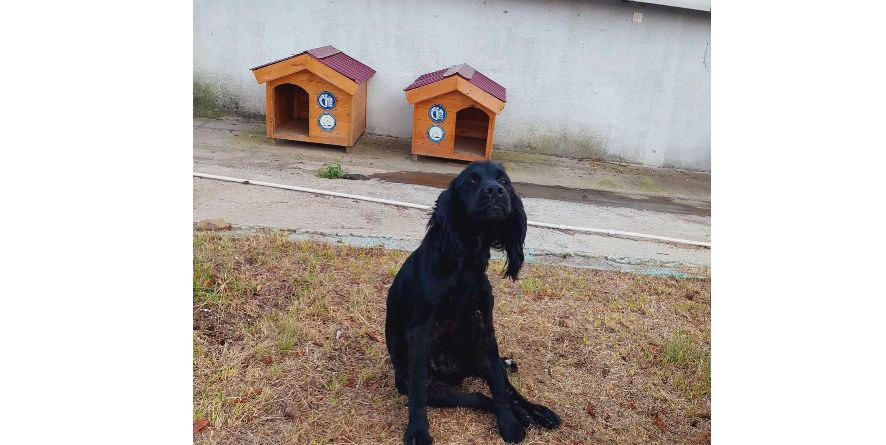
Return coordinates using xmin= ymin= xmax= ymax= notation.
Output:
xmin=528 ymin=403 xmax=561 ymax=429
xmin=498 ymin=415 xmax=527 ymax=443
xmin=403 ymin=424 xmax=433 ymax=445
xmin=511 ymin=402 xmax=532 ymax=429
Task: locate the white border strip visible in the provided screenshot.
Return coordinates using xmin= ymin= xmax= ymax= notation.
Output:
xmin=194 ymin=172 xmax=711 ymax=248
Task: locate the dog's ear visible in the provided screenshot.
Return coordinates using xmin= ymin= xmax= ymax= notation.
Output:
xmin=427 ymin=189 xmax=464 ymax=267
xmin=501 ymin=191 xmax=527 ymax=281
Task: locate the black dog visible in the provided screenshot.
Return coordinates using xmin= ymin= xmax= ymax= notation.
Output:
xmin=385 ymin=161 xmax=560 ymax=444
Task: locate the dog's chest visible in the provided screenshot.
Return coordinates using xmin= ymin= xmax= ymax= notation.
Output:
xmin=428 ymin=289 xmax=487 ymax=369
xmin=435 ymin=276 xmax=487 ymax=327
xmin=432 ymin=296 xmax=484 ymax=335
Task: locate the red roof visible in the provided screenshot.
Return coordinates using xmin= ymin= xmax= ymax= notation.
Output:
xmin=404 ymin=63 xmax=506 ymax=102
xmin=251 ymin=45 xmax=376 ymax=84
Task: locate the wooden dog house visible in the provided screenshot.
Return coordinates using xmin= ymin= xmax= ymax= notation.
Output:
xmin=250 ymin=45 xmax=376 ymax=151
xmin=404 ymin=64 xmax=506 ymax=162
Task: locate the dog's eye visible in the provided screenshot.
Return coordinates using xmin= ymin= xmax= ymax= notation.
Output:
xmin=499 ymin=178 xmax=509 ymax=185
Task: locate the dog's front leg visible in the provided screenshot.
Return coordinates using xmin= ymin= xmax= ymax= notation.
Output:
xmin=404 ymin=319 xmax=433 ymax=445
xmin=482 ymin=326 xmax=527 ymax=443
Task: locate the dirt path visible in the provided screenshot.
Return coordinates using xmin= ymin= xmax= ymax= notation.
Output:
xmin=193 ymin=117 xmax=710 ymax=272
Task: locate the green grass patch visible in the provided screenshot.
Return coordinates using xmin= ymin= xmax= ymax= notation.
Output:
xmin=661 ymin=329 xmax=711 ymax=397
xmin=275 ymin=316 xmax=302 ymax=352
xmin=662 ymin=330 xmax=696 ymax=367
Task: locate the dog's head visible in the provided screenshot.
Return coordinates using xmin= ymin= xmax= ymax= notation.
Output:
xmin=428 ymin=161 xmax=527 ymax=280
xmin=454 ymin=161 xmax=518 ymax=223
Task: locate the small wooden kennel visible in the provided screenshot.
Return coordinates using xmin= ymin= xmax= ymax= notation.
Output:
xmin=250 ymin=45 xmax=376 ymax=151
xmin=404 ymin=64 xmax=506 ymax=162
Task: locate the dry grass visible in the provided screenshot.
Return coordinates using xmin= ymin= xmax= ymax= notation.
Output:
xmin=193 ymin=231 xmax=711 ymax=445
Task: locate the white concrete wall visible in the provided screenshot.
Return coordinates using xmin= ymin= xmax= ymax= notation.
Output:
xmin=194 ymin=0 xmax=710 ymax=170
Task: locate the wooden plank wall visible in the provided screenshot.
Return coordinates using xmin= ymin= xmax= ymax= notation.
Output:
xmin=349 ymin=82 xmax=368 ymax=145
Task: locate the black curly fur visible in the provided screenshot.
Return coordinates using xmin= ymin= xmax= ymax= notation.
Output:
xmin=385 ymin=161 xmax=560 ymax=445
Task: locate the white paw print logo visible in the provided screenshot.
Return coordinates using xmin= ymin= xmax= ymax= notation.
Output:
xmin=318 ymin=113 xmax=336 ymax=131
xmin=427 ymin=125 xmax=444 ymax=142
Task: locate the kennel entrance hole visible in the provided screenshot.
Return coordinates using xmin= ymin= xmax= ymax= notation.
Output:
xmin=273 ymin=83 xmax=309 ymax=137
xmin=453 ymin=107 xmax=489 ymax=157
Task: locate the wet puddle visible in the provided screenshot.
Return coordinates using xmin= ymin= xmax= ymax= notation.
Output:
xmin=344 ymin=171 xmax=710 ymax=216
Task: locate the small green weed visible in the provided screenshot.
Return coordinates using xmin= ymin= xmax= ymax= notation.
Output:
xmin=318 ymin=160 xmax=345 ymax=179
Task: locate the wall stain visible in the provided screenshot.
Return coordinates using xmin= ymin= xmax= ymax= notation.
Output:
xmin=503 ymin=129 xmax=635 ymax=165
xmin=193 ymin=76 xmax=262 ymax=119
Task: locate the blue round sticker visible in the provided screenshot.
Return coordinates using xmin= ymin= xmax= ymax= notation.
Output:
xmin=428 ymin=104 xmax=447 ymax=123
xmin=318 ymin=113 xmax=337 ymax=131
xmin=317 ymin=91 xmax=336 ymax=110
xmin=427 ymin=125 xmax=445 ymax=143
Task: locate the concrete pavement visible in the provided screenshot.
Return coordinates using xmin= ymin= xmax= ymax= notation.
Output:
xmin=193 ymin=117 xmax=710 ymax=275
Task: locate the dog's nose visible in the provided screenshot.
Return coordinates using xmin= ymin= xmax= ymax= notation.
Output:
xmin=483 ymin=183 xmax=506 ymax=196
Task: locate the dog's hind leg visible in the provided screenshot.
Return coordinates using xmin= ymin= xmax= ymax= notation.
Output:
xmin=427 ymin=381 xmax=494 ymax=410
xmin=505 ymin=380 xmax=561 ymax=429
xmin=427 ymin=380 xmax=533 ymax=429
